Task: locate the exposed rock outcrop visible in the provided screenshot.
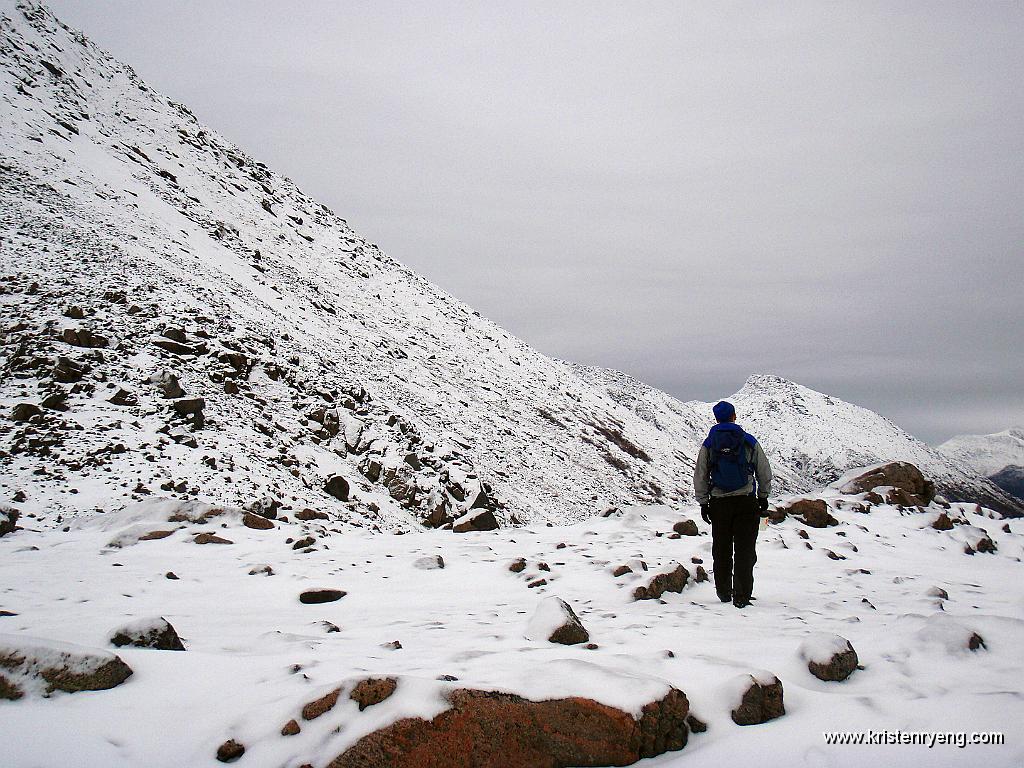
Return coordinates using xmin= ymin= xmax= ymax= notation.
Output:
xmin=328 ymin=686 xmax=689 ymax=768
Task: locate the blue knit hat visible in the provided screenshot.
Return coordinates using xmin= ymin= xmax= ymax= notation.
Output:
xmin=713 ymin=400 xmax=736 ymax=423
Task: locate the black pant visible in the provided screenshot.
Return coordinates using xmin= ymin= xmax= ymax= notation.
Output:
xmin=709 ymin=495 xmax=760 ymax=601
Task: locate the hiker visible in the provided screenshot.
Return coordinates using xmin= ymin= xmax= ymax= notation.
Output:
xmin=694 ymin=400 xmax=772 ymax=608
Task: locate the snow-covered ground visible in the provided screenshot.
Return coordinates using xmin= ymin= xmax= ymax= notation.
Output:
xmin=2 ymin=492 xmax=1023 ymax=767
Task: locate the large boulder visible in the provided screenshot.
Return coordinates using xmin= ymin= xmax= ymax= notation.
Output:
xmin=328 ymin=686 xmax=689 ymax=768
xmin=729 ymin=672 xmax=785 ymax=725
xmin=109 ymin=617 xmax=186 ymax=651
xmin=633 ymin=564 xmax=689 ymax=601
xmin=798 ymin=634 xmax=858 ymax=681
xmin=0 ymin=635 xmax=133 ymax=699
xmin=525 ymin=597 xmax=589 ymax=645
xmin=838 ymin=462 xmax=935 ymax=506
xmin=779 ymin=499 xmax=838 ymax=528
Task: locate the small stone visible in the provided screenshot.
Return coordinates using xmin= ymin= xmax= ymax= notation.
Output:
xmin=686 ymin=713 xmax=707 ymax=733
xmin=281 ymin=719 xmax=300 ymax=736
xmin=216 ymin=739 xmax=245 ymax=763
xmin=508 ymin=558 xmax=527 ymax=573
xmin=242 ymin=512 xmax=274 ymax=530
xmin=731 ymin=673 xmax=785 ymax=725
xmin=302 ymin=686 xmax=342 ymax=720
xmin=672 ymin=520 xmax=699 ymax=536
xmin=194 ymin=533 xmax=233 ymax=545
xmin=299 ymin=589 xmax=345 ymax=604
xmin=350 ymin=677 xmax=398 ymax=710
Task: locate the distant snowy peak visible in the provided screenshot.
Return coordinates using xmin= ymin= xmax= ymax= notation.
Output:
xmin=939 ymin=427 xmax=1024 ymax=477
xmin=573 ymin=366 xmax=1023 ymax=516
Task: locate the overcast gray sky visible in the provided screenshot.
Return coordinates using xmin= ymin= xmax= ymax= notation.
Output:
xmin=48 ymin=0 xmax=1023 ymax=443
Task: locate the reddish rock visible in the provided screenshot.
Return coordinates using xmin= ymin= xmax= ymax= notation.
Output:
xmin=633 ymin=564 xmax=689 ymax=601
xmin=328 ymin=687 xmax=689 ymax=768
xmin=303 ymin=686 xmax=343 ymax=720
xmin=194 ymin=533 xmax=233 ymax=545
xmin=281 ymin=719 xmax=300 ymax=736
xmin=508 ymin=558 xmax=527 ymax=573
xmin=138 ymin=529 xmax=174 ymax=541
xmin=779 ymin=499 xmax=838 ymax=528
xmin=612 ymin=565 xmax=632 ymax=577
xmin=839 ymin=462 xmax=935 ymax=506
xmin=931 ymin=512 xmax=955 ymax=530
xmin=296 ymin=509 xmax=329 ymax=521
xmin=216 ymin=739 xmax=245 ymax=763
xmin=350 ymin=677 xmax=398 ymax=710
xmin=242 ymin=512 xmax=274 ymax=530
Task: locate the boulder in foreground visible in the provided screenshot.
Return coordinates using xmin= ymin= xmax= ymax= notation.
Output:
xmin=328 ymin=686 xmax=689 ymax=768
xmin=0 ymin=635 xmax=133 ymax=699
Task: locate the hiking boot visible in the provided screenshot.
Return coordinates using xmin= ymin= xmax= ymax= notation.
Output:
xmin=733 ymin=597 xmax=751 ymax=609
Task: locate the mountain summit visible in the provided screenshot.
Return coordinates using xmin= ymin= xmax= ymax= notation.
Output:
xmin=1 ymin=1 xmax=1020 ymax=525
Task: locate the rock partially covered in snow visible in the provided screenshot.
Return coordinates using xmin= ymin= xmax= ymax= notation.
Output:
xmin=109 ymin=617 xmax=185 ymax=651
xmin=349 ymin=677 xmax=398 ymax=710
xmin=0 ymin=506 xmax=18 ymax=537
xmin=525 ymin=597 xmax=589 ymax=645
xmin=914 ymin=615 xmax=987 ymax=653
xmin=452 ymin=509 xmax=499 ymax=533
xmin=633 ymin=563 xmax=689 ymax=601
xmin=798 ymin=634 xmax=858 ymax=681
xmin=780 ymin=499 xmax=838 ymax=528
xmin=0 ymin=635 xmax=133 ymax=699
xmin=729 ymin=671 xmax=785 ymax=725
xmin=329 ymin=685 xmax=689 ymax=767
xmin=413 ymin=555 xmax=445 ymax=570
xmin=837 ymin=462 xmax=936 ymax=506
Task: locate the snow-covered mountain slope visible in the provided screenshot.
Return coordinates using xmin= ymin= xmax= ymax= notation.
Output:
xmin=0 ymin=1 xmax=702 ymax=527
xmin=1 ymin=0 xmax=1019 ymax=530
xmin=940 ymin=427 xmax=1024 ymax=477
xmin=939 ymin=427 xmax=1024 ymax=503
xmin=573 ymin=367 xmax=1023 ymax=516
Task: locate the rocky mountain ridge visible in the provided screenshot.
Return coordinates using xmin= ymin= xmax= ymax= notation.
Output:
xmin=1 ymin=0 xmax=1020 ymax=532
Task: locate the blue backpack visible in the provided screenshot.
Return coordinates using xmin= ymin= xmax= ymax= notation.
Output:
xmin=706 ymin=425 xmax=756 ymax=493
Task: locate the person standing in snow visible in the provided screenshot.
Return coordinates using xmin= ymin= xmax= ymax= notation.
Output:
xmin=693 ymin=400 xmax=773 ymax=608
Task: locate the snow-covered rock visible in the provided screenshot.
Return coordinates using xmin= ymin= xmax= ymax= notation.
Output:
xmin=798 ymin=633 xmax=859 ymax=681
xmin=109 ymin=617 xmax=185 ymax=651
xmin=524 ymin=596 xmax=589 ymax=645
xmin=0 ymin=634 xmax=133 ymax=698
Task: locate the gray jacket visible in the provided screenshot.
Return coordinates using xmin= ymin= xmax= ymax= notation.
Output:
xmin=693 ymin=435 xmax=773 ymax=505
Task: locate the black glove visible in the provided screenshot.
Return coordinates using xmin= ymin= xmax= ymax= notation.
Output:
xmin=700 ymin=504 xmax=711 ymax=525
xmin=758 ymin=497 xmax=770 ymax=515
